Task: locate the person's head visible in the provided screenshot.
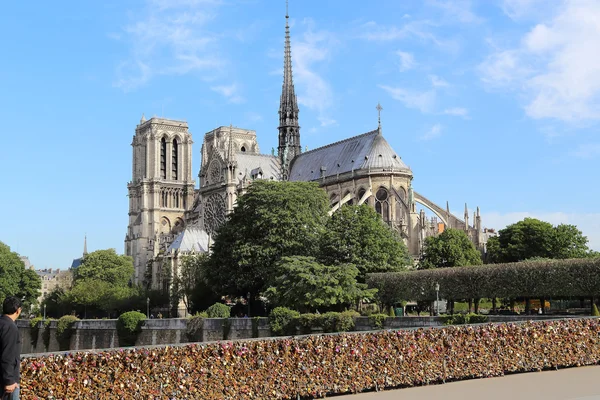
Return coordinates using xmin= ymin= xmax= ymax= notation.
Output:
xmin=2 ymin=296 xmax=22 ymax=318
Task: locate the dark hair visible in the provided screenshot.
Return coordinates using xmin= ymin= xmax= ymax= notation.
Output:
xmin=2 ymin=296 xmax=22 ymax=315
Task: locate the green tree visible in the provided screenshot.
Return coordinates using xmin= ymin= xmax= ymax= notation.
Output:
xmin=41 ymin=286 xmax=79 ymax=318
xmin=419 ymin=228 xmax=482 ymax=269
xmin=74 ymin=249 xmax=134 ymax=286
xmin=204 ymin=181 xmax=329 ymax=299
xmin=319 ymin=205 xmax=410 ymax=280
xmin=173 ymin=253 xmax=215 ymax=314
xmin=0 ymin=241 xmax=41 ymax=307
xmin=487 ymin=218 xmax=592 ymax=263
xmin=67 ymin=279 xmax=110 ymax=317
xmin=552 ymin=224 xmax=590 ymax=259
xmin=265 ymin=256 xmax=376 ymax=313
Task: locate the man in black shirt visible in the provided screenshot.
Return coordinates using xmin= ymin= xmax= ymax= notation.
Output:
xmin=0 ymin=297 xmax=22 ymax=399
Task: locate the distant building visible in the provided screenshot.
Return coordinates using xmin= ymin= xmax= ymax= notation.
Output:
xmin=71 ymin=235 xmax=89 ymax=269
xmin=36 ymin=268 xmax=73 ymax=303
xmin=20 ymin=255 xmax=33 ymax=270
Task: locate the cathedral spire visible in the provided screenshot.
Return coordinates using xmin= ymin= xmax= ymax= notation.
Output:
xmin=83 ymin=234 xmax=88 ymax=256
xmin=278 ymin=0 xmax=301 ymax=179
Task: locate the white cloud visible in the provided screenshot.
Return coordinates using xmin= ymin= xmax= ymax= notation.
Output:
xmin=421 ymin=123 xmax=443 ymax=140
xmin=292 ymin=19 xmax=338 ymax=125
xmin=379 ymin=85 xmax=436 ymax=113
xmin=430 ymin=74 xmax=449 ymax=88
xmin=479 ymin=1 xmax=600 ymax=122
xmin=360 ymin=21 xmax=459 ymax=53
xmin=210 ymin=84 xmax=245 ymax=103
xmin=427 ymin=0 xmax=484 ymax=24
xmin=319 ymin=117 xmax=338 ymax=127
xmin=443 ymin=107 xmax=470 ymax=118
xmin=114 ymin=0 xmax=223 ymax=90
xmin=396 ymin=50 xmax=416 ymax=71
xmin=569 ymin=143 xmax=600 ymax=159
xmin=379 ymin=74 xmax=451 ymax=114
xmin=501 ymin=0 xmax=549 ymax=21
xmin=484 ymin=211 xmax=600 ymax=251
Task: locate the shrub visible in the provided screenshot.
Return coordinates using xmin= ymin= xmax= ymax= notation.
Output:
xmin=269 ymin=307 xmax=300 ymax=336
xmin=57 ymin=315 xmax=79 ymax=350
xmin=186 ymin=313 xmax=206 ymax=342
xmin=205 ymin=303 xmax=231 ymax=318
xmin=30 ymin=317 xmax=43 ymax=329
xmin=338 ymin=310 xmax=357 ymax=332
xmin=298 ymin=313 xmax=321 ymax=334
xmin=452 ymin=314 xmax=468 ymax=324
xmin=592 ymin=304 xmax=600 ymax=317
xmin=369 ymin=313 xmax=388 ymax=329
xmin=321 ymin=312 xmax=340 ymax=333
xmin=117 ymin=311 xmax=146 ymax=347
xmin=467 ymin=313 xmax=489 ymax=324
xmin=321 ymin=311 xmax=358 ymax=333
xmin=29 ymin=317 xmax=51 ymax=349
xmin=440 ymin=313 xmax=488 ymax=325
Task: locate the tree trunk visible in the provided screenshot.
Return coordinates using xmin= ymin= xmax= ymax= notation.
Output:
xmin=509 ymin=299 xmax=515 ymax=312
xmin=492 ymin=298 xmax=497 ymax=314
xmin=591 ymin=296 xmax=595 ymax=315
xmin=449 ymin=300 xmax=455 ymax=315
xmin=525 ymin=298 xmax=531 ymax=314
xmin=468 ymin=299 xmax=473 ymax=314
xmin=540 ymin=297 xmax=546 ymax=315
xmin=474 ymin=298 xmax=480 ymax=314
xmin=580 ymin=298 xmax=585 ymax=308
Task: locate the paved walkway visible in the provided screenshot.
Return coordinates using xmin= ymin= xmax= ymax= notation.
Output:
xmin=337 ymin=366 xmax=600 ymax=400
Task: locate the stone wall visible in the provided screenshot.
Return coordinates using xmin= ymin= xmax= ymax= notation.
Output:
xmin=18 ymin=315 xmax=575 ymax=355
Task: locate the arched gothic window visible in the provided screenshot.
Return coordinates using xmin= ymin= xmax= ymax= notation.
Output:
xmin=172 ymin=138 xmax=179 ymax=180
xmin=357 ymin=188 xmax=366 ymax=204
xmin=375 ymin=188 xmax=390 ymax=221
xmin=160 ymin=138 xmax=167 ymax=179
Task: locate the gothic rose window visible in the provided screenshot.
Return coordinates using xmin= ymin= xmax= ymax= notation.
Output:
xmin=204 ymin=193 xmax=226 ymax=235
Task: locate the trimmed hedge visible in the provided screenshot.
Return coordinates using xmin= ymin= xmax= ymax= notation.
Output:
xmin=367 ymin=258 xmax=600 ymax=304
xmin=440 ymin=313 xmax=488 ymax=325
xmin=205 ymin=303 xmax=231 ymax=318
xmin=117 ymin=311 xmax=146 ymax=347
xmin=269 ymin=307 xmax=300 ymax=336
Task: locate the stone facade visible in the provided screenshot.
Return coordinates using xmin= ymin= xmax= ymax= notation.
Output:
xmin=36 ymin=268 xmax=73 ymax=304
xmin=125 ymin=117 xmax=195 ymax=284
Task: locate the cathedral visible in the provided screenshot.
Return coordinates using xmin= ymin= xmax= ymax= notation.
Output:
xmin=125 ymin=9 xmax=490 ymax=291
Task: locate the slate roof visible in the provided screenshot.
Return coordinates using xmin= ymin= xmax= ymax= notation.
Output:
xmin=70 ymin=258 xmax=83 ymax=269
xmin=168 ymin=226 xmax=210 ymax=253
xmin=235 ymin=153 xmax=281 ymax=181
xmin=289 ymin=128 xmax=410 ymax=182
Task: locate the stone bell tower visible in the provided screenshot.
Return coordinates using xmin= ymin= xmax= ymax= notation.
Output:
xmin=125 ymin=115 xmax=195 ymax=284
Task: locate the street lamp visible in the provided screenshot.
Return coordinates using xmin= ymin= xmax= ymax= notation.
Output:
xmin=435 ymin=283 xmax=440 ymax=316
xmin=146 ymin=297 xmax=150 ymax=318
xmin=247 ymin=292 xmax=251 ymax=318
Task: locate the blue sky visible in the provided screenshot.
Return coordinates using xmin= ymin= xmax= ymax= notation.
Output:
xmin=1 ymin=0 xmax=599 ymax=269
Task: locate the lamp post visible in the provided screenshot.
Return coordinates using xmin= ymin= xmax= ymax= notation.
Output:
xmin=146 ymin=297 xmax=150 ymax=318
xmin=247 ymin=292 xmax=251 ymax=318
xmin=435 ymin=283 xmax=440 ymax=316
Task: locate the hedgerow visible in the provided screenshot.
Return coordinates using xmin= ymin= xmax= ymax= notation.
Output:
xmin=367 ymin=258 xmax=600 ymax=304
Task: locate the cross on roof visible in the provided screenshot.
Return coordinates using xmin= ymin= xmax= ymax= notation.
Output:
xmin=376 ymin=102 xmax=383 ymax=126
